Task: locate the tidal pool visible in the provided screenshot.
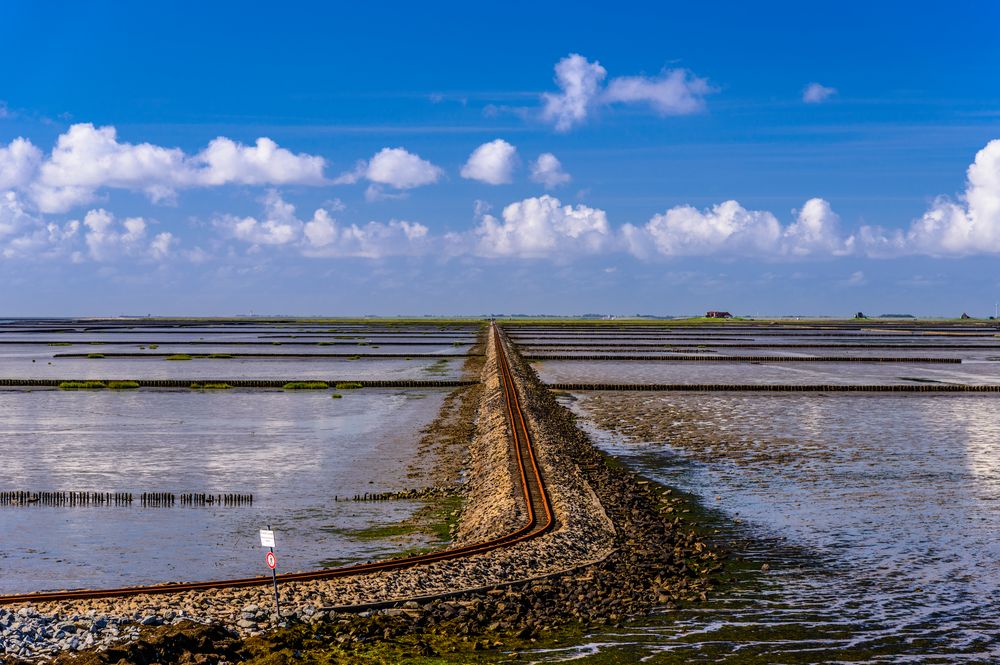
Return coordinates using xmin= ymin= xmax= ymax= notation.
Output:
xmin=533 ymin=358 xmax=1000 ymax=385
xmin=0 ymin=388 xmax=447 ymax=593
xmin=531 ymin=392 xmax=1000 ymax=662
xmin=0 ymin=352 xmax=467 ymax=381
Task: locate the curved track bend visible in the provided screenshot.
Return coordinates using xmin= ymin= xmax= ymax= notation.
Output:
xmin=0 ymin=323 xmax=554 ymax=605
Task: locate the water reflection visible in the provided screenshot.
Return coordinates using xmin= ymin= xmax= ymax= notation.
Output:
xmin=535 ymin=359 xmax=1000 ymax=386
xmin=0 ymin=389 xmax=445 ymax=593
xmin=0 ymin=354 xmax=466 ymax=380
xmin=533 ymin=393 xmax=1000 ymax=662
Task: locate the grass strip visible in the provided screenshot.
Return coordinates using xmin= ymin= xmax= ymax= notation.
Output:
xmin=107 ymin=380 xmax=139 ymax=390
xmin=282 ymin=381 xmax=329 ymax=390
xmin=58 ymin=381 xmax=107 ymax=390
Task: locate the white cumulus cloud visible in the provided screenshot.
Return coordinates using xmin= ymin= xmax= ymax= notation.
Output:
xmin=603 ymin=69 xmax=712 ymax=115
xmin=0 ymin=138 xmax=42 ymax=190
xmin=216 ymin=190 xmax=429 ymax=258
xmin=460 ymin=139 xmax=518 ymax=185
xmin=193 ymin=136 xmax=326 ymax=186
xmin=303 ymin=214 xmax=429 ymax=258
xmin=473 ymin=195 xmax=611 ymax=258
xmin=32 ymin=124 xmax=190 ymax=212
xmin=540 ymin=54 xmax=713 ymax=131
xmin=365 ymin=147 xmax=443 ymax=189
xmin=624 ymin=200 xmax=781 ymax=257
xmin=82 ymin=208 xmax=173 ymax=261
xmin=0 ymin=191 xmax=34 ymax=240
xmin=623 ymin=198 xmax=850 ymax=258
xmin=8 ymin=123 xmax=328 ymax=213
xmin=803 ymin=83 xmax=837 ymax=104
xmin=541 ymin=54 xmax=608 ymax=132
xmin=0 ymin=191 xmax=79 ymax=260
xmin=784 ymin=197 xmax=848 ymax=256
xmin=214 ymin=190 xmax=303 ymax=247
xmin=530 ymin=153 xmax=571 ymax=189
xmin=1 ymin=190 xmax=176 ymax=261
xmin=853 ymin=139 xmax=1000 ymax=256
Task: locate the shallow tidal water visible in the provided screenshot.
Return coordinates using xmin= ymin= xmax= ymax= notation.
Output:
xmin=0 ymin=348 xmax=467 ymax=381
xmin=0 ymin=320 xmax=481 ymax=595
xmin=527 ymin=392 xmax=1000 ymax=663
xmin=0 ymin=388 xmax=447 ymax=593
xmin=533 ymin=358 xmax=1000 ymax=386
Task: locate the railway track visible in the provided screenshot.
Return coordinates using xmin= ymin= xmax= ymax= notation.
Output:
xmin=0 ymin=323 xmax=554 ymax=605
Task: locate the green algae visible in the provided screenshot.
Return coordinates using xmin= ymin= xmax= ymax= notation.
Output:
xmin=107 ymin=380 xmax=140 ymax=390
xmin=58 ymin=381 xmax=107 ymax=390
xmin=282 ymin=381 xmax=329 ymax=390
xmin=334 ymin=382 xmax=363 ymax=389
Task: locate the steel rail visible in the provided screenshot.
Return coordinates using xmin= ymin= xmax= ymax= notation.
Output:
xmin=0 ymin=323 xmax=554 ymax=605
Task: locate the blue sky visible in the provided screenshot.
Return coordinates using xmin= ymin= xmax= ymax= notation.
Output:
xmin=1 ymin=1 xmax=999 ymax=316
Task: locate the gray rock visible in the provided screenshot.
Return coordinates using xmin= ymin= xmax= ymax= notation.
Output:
xmin=140 ymin=615 xmax=161 ymax=626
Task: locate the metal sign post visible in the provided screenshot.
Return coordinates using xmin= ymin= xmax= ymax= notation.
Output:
xmin=259 ymin=526 xmax=280 ymax=620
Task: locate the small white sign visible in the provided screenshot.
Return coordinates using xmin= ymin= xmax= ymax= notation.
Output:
xmin=259 ymin=529 xmax=275 ymax=548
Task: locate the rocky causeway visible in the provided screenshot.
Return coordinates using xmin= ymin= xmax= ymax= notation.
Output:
xmin=1 ymin=327 xmax=723 ymax=662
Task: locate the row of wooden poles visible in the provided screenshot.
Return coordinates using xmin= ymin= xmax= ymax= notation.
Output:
xmin=0 ymin=491 xmax=132 ymax=506
xmin=334 ymin=490 xmax=420 ymax=502
xmin=0 ymin=491 xmax=252 ymax=507
xmin=178 ymin=493 xmax=253 ymax=506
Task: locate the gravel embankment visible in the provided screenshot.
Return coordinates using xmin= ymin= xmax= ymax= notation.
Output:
xmin=2 ymin=333 xmax=614 ymax=656
xmin=3 ymin=327 xmax=723 ymax=662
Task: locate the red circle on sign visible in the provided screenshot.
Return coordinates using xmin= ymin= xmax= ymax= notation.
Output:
xmin=265 ymin=551 xmax=277 ymax=569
